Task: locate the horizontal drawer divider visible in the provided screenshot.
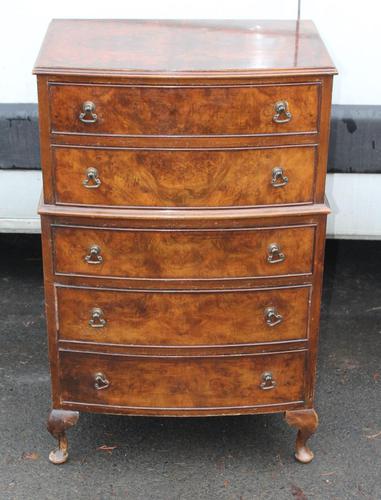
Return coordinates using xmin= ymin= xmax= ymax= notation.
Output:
xmin=39 ymin=201 xmax=330 ymax=219
xmin=60 ymin=400 xmax=306 ymax=413
xmin=54 ymin=271 xmax=313 ymax=281
xmin=50 ymin=143 xmax=320 ymax=151
xmin=58 ymin=338 xmax=309 ymax=350
xmin=58 ymin=347 xmax=308 ymax=359
xmin=54 ymin=282 xmax=313 ymax=293
xmin=47 ymin=133 xmax=324 ymax=150
xmin=53 ymin=273 xmax=314 ymax=288
xmin=51 ymin=130 xmax=319 ymax=139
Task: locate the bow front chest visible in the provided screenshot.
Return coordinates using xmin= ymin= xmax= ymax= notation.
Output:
xmin=34 ymin=19 xmax=336 ymax=464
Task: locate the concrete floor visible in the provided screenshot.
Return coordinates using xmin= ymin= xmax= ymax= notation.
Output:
xmin=0 ymin=235 xmax=380 ymax=500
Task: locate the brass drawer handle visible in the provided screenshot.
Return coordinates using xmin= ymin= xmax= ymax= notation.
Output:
xmin=273 ymin=100 xmax=292 ymax=124
xmin=264 ymin=307 xmax=283 ymax=327
xmin=84 ymin=245 xmax=103 ymax=265
xmin=260 ymin=372 xmax=277 ymax=390
xmin=271 ymin=167 xmax=288 ymax=188
xmin=94 ymin=372 xmax=110 ymax=390
xmin=267 ymin=243 xmax=285 ymax=264
xmin=89 ymin=307 xmax=107 ymax=328
xmin=83 ymin=167 xmax=101 ymax=189
xmin=79 ymin=101 xmax=98 ymax=124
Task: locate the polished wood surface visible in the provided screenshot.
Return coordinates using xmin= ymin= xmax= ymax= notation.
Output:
xmin=56 ymin=285 xmax=310 ymax=347
xmin=59 ymin=350 xmax=306 ymax=410
xmin=53 ymin=145 xmax=316 ymax=208
xmin=33 ymin=20 xmax=336 ymax=77
xmin=53 ymin=224 xmax=315 ymax=280
xmin=49 ymin=82 xmax=319 ymax=137
xmin=36 ymin=19 xmax=335 ymax=463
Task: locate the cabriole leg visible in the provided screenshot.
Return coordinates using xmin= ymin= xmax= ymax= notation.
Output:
xmin=285 ymin=409 xmax=319 ymax=463
xmin=47 ymin=409 xmax=79 ymax=464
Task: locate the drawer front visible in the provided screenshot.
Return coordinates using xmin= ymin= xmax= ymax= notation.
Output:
xmin=57 ymin=285 xmax=310 ymax=346
xmin=49 ymin=83 xmax=319 ymax=137
xmin=59 ymin=350 xmax=306 ymax=409
xmin=53 ymin=146 xmax=316 ymax=208
xmin=53 ymin=225 xmax=315 ymax=280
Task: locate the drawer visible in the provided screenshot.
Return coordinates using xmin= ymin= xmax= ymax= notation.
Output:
xmin=56 ymin=285 xmax=311 ymax=347
xmin=53 ymin=225 xmax=315 ymax=280
xmin=49 ymin=82 xmax=319 ymax=137
xmin=53 ymin=146 xmax=316 ymax=208
xmin=59 ymin=350 xmax=306 ymax=410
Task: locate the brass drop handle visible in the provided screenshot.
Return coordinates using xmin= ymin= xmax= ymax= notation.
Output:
xmin=83 ymin=167 xmax=101 ymax=189
xmin=271 ymin=167 xmax=288 ymax=188
xmin=273 ymin=100 xmax=292 ymax=124
xmin=84 ymin=245 xmax=103 ymax=265
xmin=264 ymin=307 xmax=283 ymax=327
xmin=260 ymin=372 xmax=277 ymax=390
xmin=94 ymin=372 xmax=110 ymax=390
xmin=79 ymin=101 xmax=97 ymax=124
xmin=89 ymin=307 xmax=107 ymax=328
xmin=267 ymin=243 xmax=286 ymax=264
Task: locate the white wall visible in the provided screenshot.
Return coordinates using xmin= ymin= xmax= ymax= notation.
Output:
xmin=0 ymin=0 xmax=380 ymax=104
xmin=1 ymin=1 xmax=380 ymax=238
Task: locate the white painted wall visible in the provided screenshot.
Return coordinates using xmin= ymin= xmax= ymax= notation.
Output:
xmin=0 ymin=0 xmax=380 ymax=104
xmin=1 ymin=1 xmax=380 ymax=237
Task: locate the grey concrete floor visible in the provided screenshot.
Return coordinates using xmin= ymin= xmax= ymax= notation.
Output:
xmin=0 ymin=235 xmax=380 ymax=500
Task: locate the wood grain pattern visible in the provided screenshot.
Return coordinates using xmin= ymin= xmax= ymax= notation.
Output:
xmin=53 ymin=145 xmax=316 ymax=208
xmin=53 ymin=224 xmax=315 ymax=280
xmin=56 ymin=285 xmax=311 ymax=347
xmin=33 ymin=20 xmax=336 ymax=78
xmin=49 ymin=82 xmax=319 ymax=137
xmin=59 ymin=350 xmax=306 ymax=409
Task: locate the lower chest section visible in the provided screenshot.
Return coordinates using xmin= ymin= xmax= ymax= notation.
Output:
xmin=42 ymin=211 xmax=326 ymax=415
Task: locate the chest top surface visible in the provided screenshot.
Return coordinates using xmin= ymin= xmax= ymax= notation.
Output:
xmin=33 ymin=19 xmax=336 ymax=78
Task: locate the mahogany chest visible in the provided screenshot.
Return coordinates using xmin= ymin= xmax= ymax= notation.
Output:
xmin=34 ymin=19 xmax=336 ymax=464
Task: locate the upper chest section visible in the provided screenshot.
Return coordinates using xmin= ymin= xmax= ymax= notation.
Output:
xmin=34 ymin=20 xmax=336 ymax=209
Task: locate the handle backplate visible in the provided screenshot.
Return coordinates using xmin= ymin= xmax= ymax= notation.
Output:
xmin=271 ymin=167 xmax=288 ymax=188
xmin=94 ymin=372 xmax=110 ymax=390
xmin=264 ymin=307 xmax=283 ymax=327
xmin=79 ymin=101 xmax=98 ymax=124
xmin=83 ymin=167 xmax=101 ymax=189
xmin=260 ymin=372 xmax=277 ymax=390
xmin=273 ymin=100 xmax=292 ymax=124
xmin=267 ymin=243 xmax=286 ymax=264
xmin=89 ymin=307 xmax=107 ymax=328
xmin=84 ymin=245 xmax=103 ymax=265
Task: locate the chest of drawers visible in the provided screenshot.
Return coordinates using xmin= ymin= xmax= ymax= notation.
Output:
xmin=34 ymin=19 xmax=336 ymax=465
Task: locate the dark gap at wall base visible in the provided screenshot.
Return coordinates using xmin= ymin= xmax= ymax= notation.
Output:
xmin=0 ymin=104 xmax=380 ymax=173
xmin=0 ymin=104 xmax=40 ymax=169
xmin=328 ymin=105 xmax=381 ymax=173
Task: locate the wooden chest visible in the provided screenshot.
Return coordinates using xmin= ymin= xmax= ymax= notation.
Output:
xmin=34 ymin=19 xmax=336 ymax=464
